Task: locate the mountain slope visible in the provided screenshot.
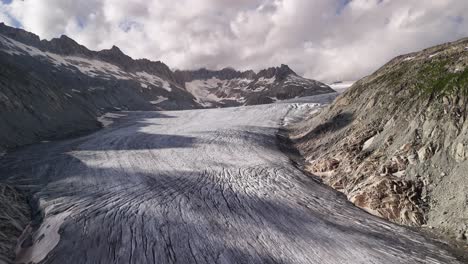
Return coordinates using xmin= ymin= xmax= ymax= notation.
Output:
xmin=0 ymin=23 xmax=202 ymax=152
xmin=175 ymin=65 xmax=334 ymax=107
xmin=0 ymin=23 xmax=333 ymax=152
xmin=290 ymin=37 xmax=468 ymax=243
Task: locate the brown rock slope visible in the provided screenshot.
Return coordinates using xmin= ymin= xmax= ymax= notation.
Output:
xmin=290 ymin=37 xmax=468 ymax=242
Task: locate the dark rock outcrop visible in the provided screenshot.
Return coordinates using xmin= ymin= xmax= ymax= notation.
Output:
xmin=256 ymin=64 xmax=296 ymax=81
xmin=0 ymin=184 xmax=30 ymax=263
xmin=174 ymin=67 xmax=256 ymax=83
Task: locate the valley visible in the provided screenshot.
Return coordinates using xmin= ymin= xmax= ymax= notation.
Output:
xmin=0 ymin=98 xmax=461 ymax=263
xmin=0 ymin=19 xmax=468 ymax=264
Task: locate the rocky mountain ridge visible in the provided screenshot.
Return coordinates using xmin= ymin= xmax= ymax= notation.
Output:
xmin=290 ymin=36 xmax=468 ymax=246
xmin=0 ymin=23 xmax=177 ymax=81
xmin=0 ymin=23 xmax=201 ymax=153
xmin=0 ymin=23 xmax=333 ymax=152
xmin=175 ymin=64 xmax=333 ymax=107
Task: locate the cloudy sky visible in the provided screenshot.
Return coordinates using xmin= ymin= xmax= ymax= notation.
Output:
xmin=1 ymin=0 xmax=468 ymax=82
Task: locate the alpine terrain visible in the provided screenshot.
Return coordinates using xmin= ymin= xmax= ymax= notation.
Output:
xmin=0 ymin=24 xmax=466 ymax=264
xmin=291 ymin=37 xmax=468 ymax=250
xmin=0 ymin=22 xmax=333 ymax=152
xmin=174 ymin=66 xmax=334 ymax=107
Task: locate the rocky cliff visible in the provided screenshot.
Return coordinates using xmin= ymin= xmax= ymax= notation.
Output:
xmin=291 ymin=37 xmax=468 ymax=243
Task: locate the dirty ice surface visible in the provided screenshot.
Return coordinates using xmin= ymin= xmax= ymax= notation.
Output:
xmin=0 ymin=96 xmax=459 ymax=264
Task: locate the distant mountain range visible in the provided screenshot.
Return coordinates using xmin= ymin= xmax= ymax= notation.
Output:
xmin=0 ymin=23 xmax=334 ymax=151
xmin=175 ymin=65 xmax=333 ymax=107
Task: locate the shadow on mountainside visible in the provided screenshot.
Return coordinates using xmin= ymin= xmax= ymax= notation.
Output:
xmin=6 ymin=154 xmax=445 ymax=264
xmin=296 ymin=112 xmax=354 ymax=145
xmin=309 ymin=112 xmax=354 ymax=136
xmin=0 ymin=110 xmax=459 ymax=264
xmin=2 ymin=158 xmax=454 ymax=262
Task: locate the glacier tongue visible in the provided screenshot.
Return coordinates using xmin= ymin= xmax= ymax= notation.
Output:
xmin=1 ymin=97 xmax=459 ymax=264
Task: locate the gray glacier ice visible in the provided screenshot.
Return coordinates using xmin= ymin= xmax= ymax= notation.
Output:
xmin=0 ymin=100 xmax=460 ymax=263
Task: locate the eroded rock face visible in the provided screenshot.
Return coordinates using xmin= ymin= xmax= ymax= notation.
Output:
xmin=291 ymin=37 xmax=468 ymax=240
xmin=0 ymin=184 xmax=30 ymax=263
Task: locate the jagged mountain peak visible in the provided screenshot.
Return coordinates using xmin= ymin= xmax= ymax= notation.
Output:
xmin=279 ymin=63 xmax=297 ymax=74
xmin=0 ymin=23 xmax=333 ymax=112
xmin=0 ymin=22 xmax=42 ymax=47
xmin=175 ymin=64 xmax=299 ymax=83
xmin=46 ymin=34 xmax=92 ymax=56
xmin=96 ymin=45 xmax=133 ymax=67
xmin=0 ymin=24 xmax=180 ymax=80
xmin=0 ymin=24 xmax=164 ymax=74
xmin=174 ymin=67 xmax=248 ymax=82
xmin=58 ymin=34 xmax=74 ymax=41
xmin=257 ymin=64 xmax=297 ymax=81
xmin=106 ymin=45 xmax=125 ymax=55
xmin=221 ymin=66 xmax=236 ymax=71
xmin=178 ymin=64 xmax=333 ymax=107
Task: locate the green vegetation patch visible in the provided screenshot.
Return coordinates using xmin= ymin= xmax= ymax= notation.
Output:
xmin=417 ymin=59 xmax=468 ymax=96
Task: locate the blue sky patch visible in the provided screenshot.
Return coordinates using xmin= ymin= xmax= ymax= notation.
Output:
xmin=119 ymin=19 xmax=142 ymax=33
xmin=336 ymin=0 xmax=351 ymax=15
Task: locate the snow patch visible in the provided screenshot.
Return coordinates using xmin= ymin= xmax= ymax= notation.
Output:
xmin=186 ymin=79 xmax=224 ymax=106
xmin=67 ymin=56 xmax=130 ymax=80
xmin=97 ymin=113 xmax=127 ymax=127
xmin=429 ymin=52 xmax=440 ymax=58
xmin=0 ymin=35 xmax=131 ymax=80
xmin=15 ymin=204 xmax=71 ymax=264
xmin=257 ymin=76 xmax=276 ymax=85
xmin=253 ymin=86 xmax=267 ymax=92
xmin=267 ymin=97 xmax=279 ymax=102
xmin=150 ymin=96 xmax=169 ymax=105
xmin=88 ymin=86 xmax=106 ymax=92
xmin=0 ymin=35 xmax=175 ymax=92
xmin=284 ymin=74 xmax=321 ymax=88
xmin=185 ymin=77 xmax=249 ymax=106
xmin=134 ymin=72 xmax=172 ymax=91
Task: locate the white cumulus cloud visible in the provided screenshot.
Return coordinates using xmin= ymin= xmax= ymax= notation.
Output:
xmin=1 ymin=0 xmax=468 ymax=82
